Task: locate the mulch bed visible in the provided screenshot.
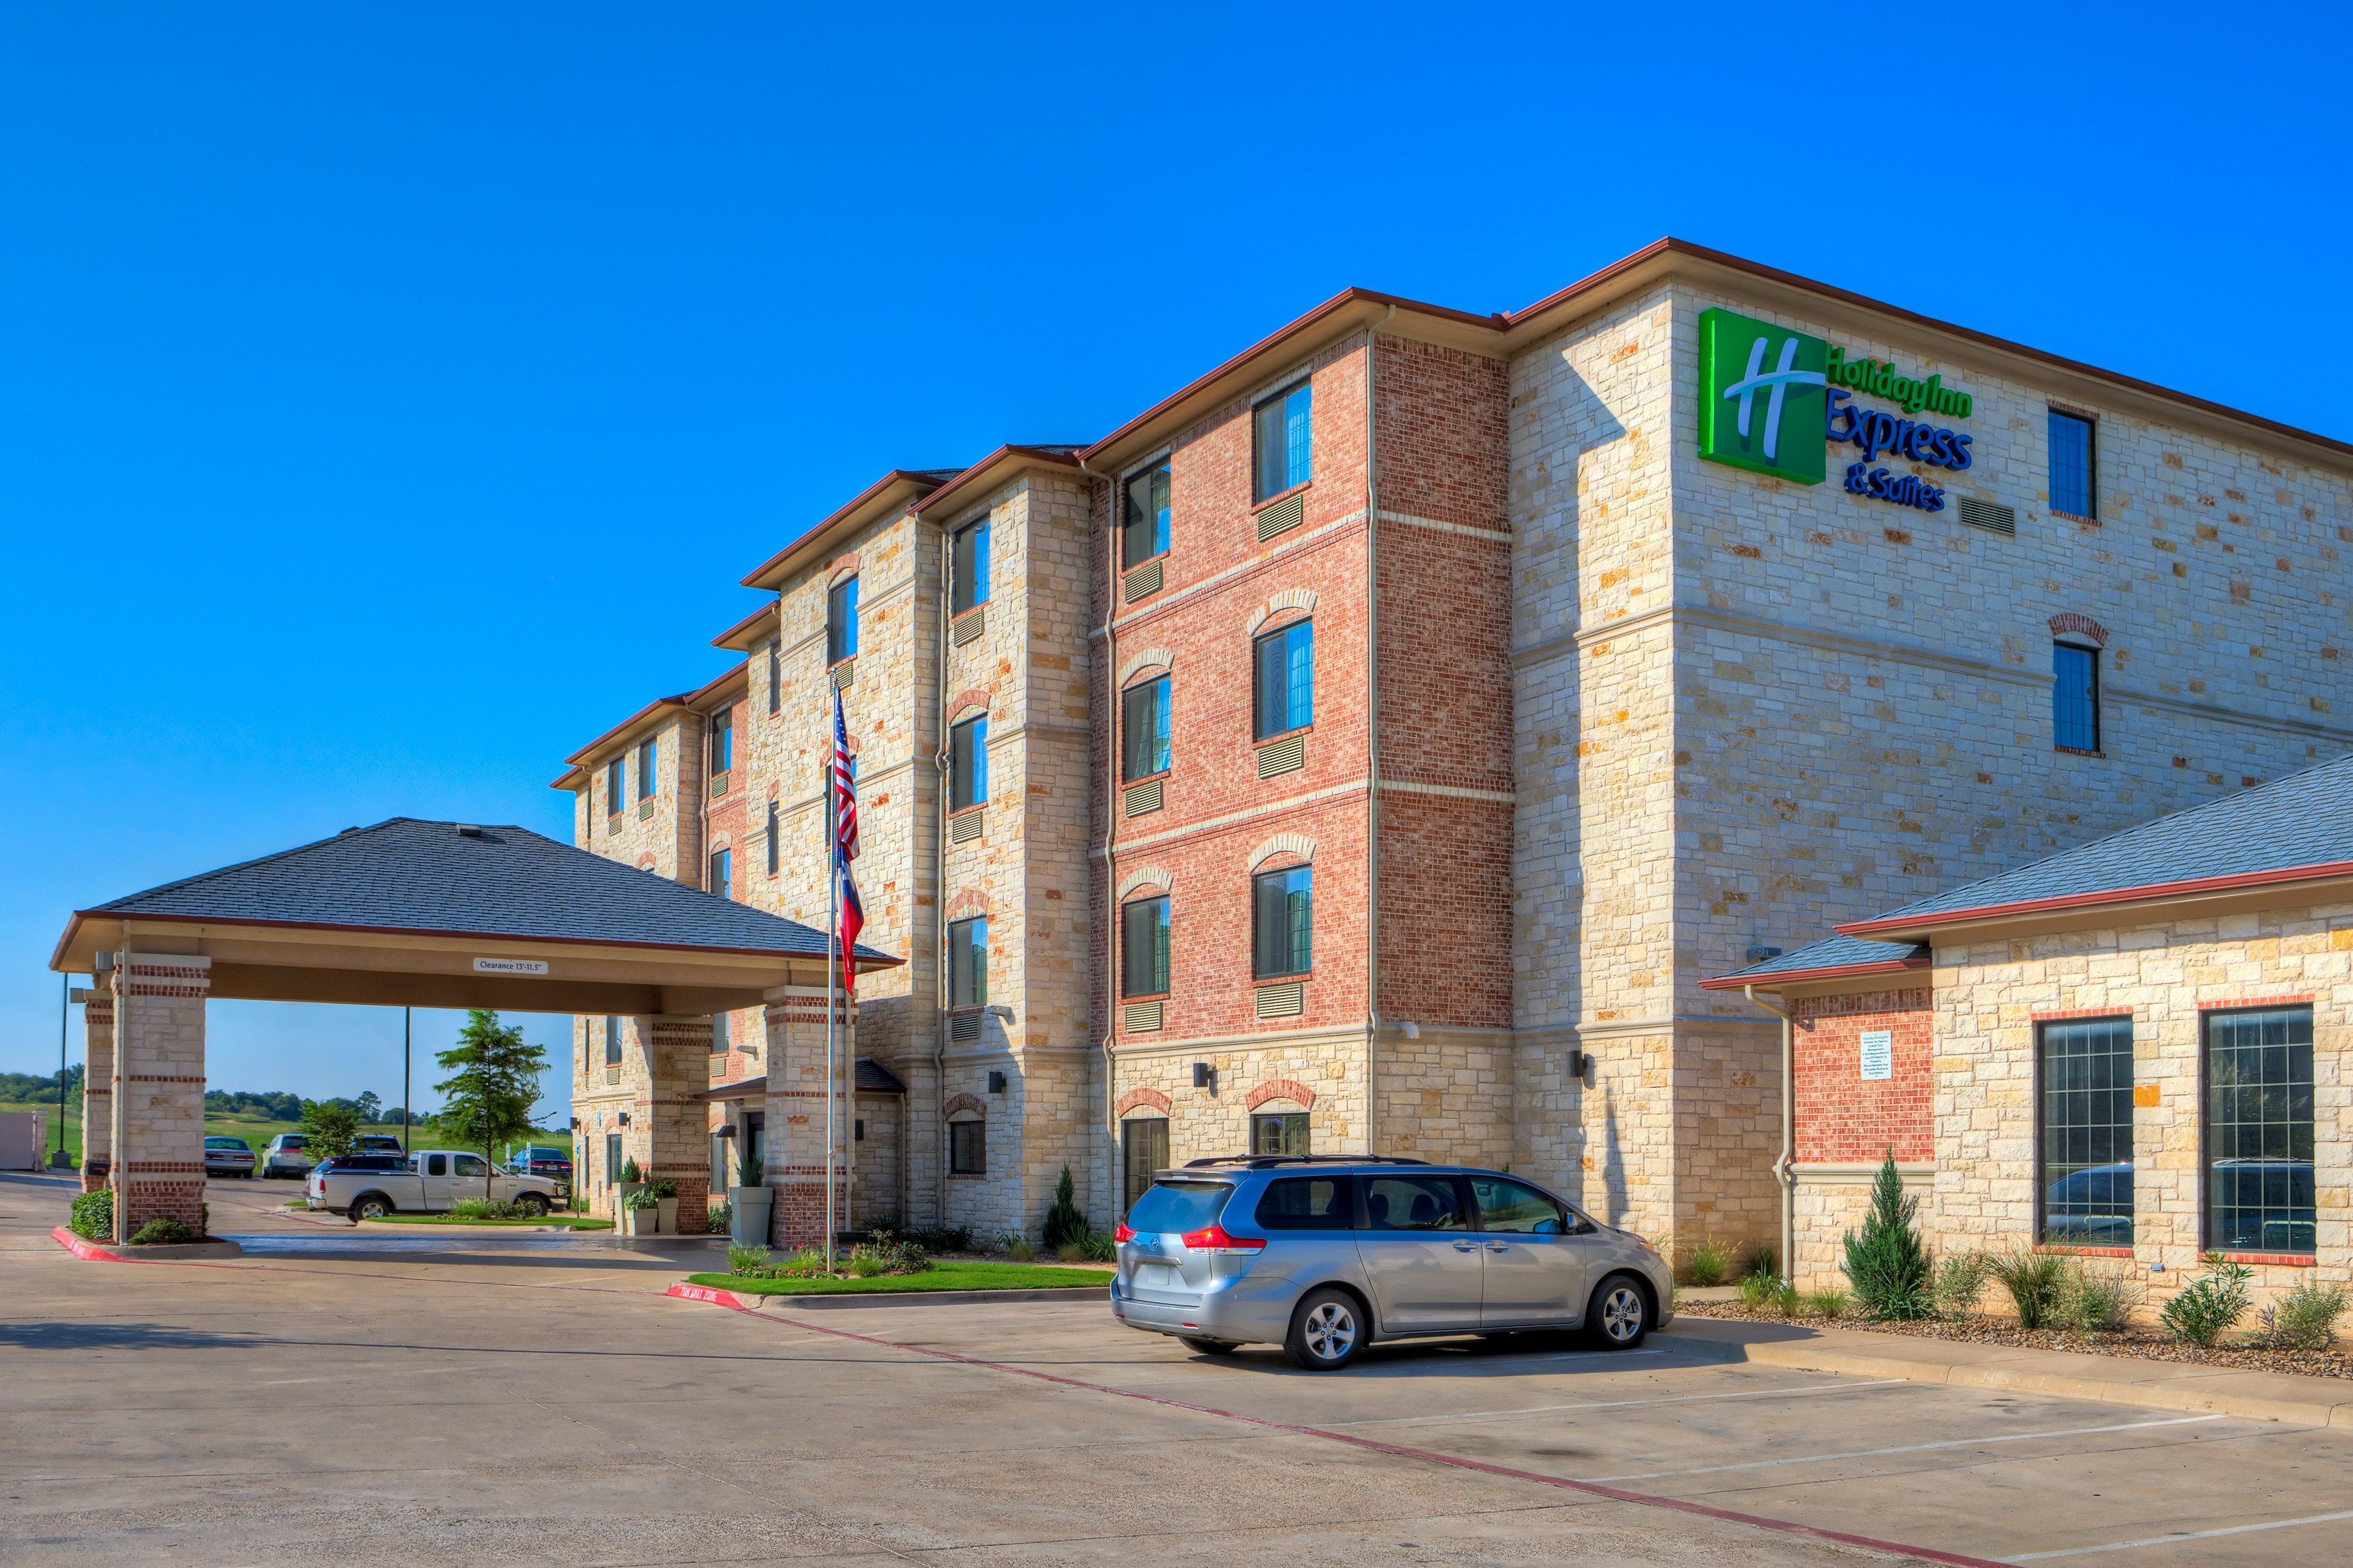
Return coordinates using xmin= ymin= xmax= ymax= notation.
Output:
xmin=1674 ymin=1299 xmax=2353 ymax=1380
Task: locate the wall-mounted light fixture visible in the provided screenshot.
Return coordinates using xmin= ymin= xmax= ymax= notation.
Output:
xmin=617 ymin=1112 xmax=632 ymax=1127
xmin=1566 ymin=1050 xmax=1593 ymax=1085
xmin=1191 ymin=1062 xmax=1215 ymax=1092
xmin=988 ymin=1070 xmax=1007 ymax=1094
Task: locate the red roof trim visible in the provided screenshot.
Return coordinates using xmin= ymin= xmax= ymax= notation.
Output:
xmin=1838 ymin=859 xmax=2353 ymax=939
xmin=910 ymin=445 xmax=1086 ymax=517
xmin=685 ymin=661 xmax=748 ymax=709
xmin=710 ymin=601 xmax=777 ymax=650
xmin=737 ymin=469 xmax=958 ymax=589
xmin=1697 ymin=956 xmax=1931 ymax=991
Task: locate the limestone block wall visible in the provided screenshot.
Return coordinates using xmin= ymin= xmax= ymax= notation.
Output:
xmin=851 ymin=1090 xmax=902 ymax=1229
xmin=80 ymin=992 xmax=112 ymax=1190
xmin=1373 ymin=1027 xmax=1516 ymax=1168
xmin=110 ymin=953 xmax=212 ymax=1239
xmin=1790 ymin=1163 xmax=1933 ymax=1291
xmin=763 ymin=987 xmax=853 ymax=1247
xmin=643 ymin=1014 xmax=715 ymax=1234
xmin=1111 ymin=1029 xmax=1371 ymax=1176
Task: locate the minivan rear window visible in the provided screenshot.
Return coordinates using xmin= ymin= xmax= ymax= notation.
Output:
xmin=1128 ymin=1180 xmax=1233 ymax=1235
xmin=1256 ymin=1176 xmax=1354 ymax=1229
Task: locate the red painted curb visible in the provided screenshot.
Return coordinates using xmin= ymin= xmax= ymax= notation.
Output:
xmin=666 ymin=1284 xmax=2007 ymax=1568
xmin=52 ymin=1225 xmax=133 ymax=1262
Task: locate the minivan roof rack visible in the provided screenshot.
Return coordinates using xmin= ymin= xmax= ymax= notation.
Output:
xmin=1179 ymin=1154 xmax=1429 ymax=1170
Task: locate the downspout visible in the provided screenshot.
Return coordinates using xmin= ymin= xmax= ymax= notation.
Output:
xmin=1746 ymin=983 xmax=1797 ymax=1279
xmin=1362 ymin=307 xmax=1392 ymax=1154
xmin=933 ymin=510 xmax=953 ymax=1227
xmin=1082 ymin=455 xmax=1118 ymax=1219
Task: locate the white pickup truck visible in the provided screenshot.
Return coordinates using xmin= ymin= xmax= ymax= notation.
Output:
xmin=304 ymin=1150 xmax=563 ymax=1221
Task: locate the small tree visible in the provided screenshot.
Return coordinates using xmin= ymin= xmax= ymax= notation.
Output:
xmin=299 ymin=1100 xmax=364 ymax=1162
xmin=1842 ymin=1150 xmax=1933 ymax=1320
xmin=434 ymin=1010 xmax=547 ymax=1202
xmin=1041 ymin=1164 xmax=1089 ymax=1249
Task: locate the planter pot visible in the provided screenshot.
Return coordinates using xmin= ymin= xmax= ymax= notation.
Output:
xmin=615 ymin=1181 xmax=644 ymax=1222
xmin=656 ymin=1196 xmax=679 ymax=1234
xmin=621 ymin=1206 xmax=655 ymax=1237
xmin=730 ymin=1185 xmax=772 ymax=1246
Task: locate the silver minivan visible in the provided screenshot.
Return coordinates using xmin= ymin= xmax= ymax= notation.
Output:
xmin=1111 ymin=1156 xmax=1673 ymax=1370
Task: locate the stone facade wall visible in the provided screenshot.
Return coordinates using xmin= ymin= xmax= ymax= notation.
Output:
xmin=643 ymin=1013 xmax=714 ymax=1234
xmin=80 ymin=992 xmax=112 ymax=1190
xmin=110 ymin=953 xmax=212 ymax=1239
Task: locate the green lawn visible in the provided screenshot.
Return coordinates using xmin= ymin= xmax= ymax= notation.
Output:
xmin=0 ymin=1102 xmax=569 ymax=1169
xmin=687 ymin=1262 xmax=1113 ymax=1296
xmin=368 ymin=1214 xmax=612 ymax=1230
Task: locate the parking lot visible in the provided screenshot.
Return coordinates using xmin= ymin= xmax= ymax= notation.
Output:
xmin=7 ymin=1170 xmax=2353 ymax=1565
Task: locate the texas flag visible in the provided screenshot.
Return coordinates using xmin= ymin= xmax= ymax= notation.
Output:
xmin=836 ymin=855 xmax=863 ymax=1000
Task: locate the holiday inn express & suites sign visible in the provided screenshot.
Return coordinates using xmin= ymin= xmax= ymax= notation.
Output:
xmin=1698 ymin=306 xmax=1975 ymax=512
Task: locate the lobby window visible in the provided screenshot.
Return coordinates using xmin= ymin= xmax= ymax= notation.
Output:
xmin=709 ymin=847 xmax=731 ymax=901
xmin=1121 ymin=1117 xmax=1169 ymax=1214
xmin=637 ymin=737 xmax=658 ymax=802
xmin=604 ymin=1016 xmax=622 ymax=1067
xmin=1252 ymin=1112 xmax=1310 ymax=1157
xmin=2038 ymin=1016 xmax=2134 ymax=1246
xmin=2049 ymin=410 xmax=2096 ymax=520
xmin=709 ymin=710 xmax=733 ymax=777
xmin=952 ymin=517 xmax=990 ymax=615
xmin=949 ymin=916 xmax=988 ymax=1009
xmin=1122 ymin=676 xmax=1170 ymax=781
xmin=1253 ymin=380 xmax=1313 ymax=502
xmin=765 ymin=801 xmax=779 ymax=875
xmin=711 ymin=1012 xmax=730 ymax=1055
xmin=827 ymin=575 xmax=860 ymax=665
xmin=2205 ymin=1005 xmax=2316 ymax=1254
xmin=949 ymin=1117 xmax=986 ymax=1175
xmin=606 ymin=1134 xmax=623 ymax=1189
xmin=1121 ymin=895 xmax=1170 ymax=998
xmin=1253 ymin=619 xmax=1314 ymax=740
xmin=767 ymin=638 xmax=781 ymax=715
xmin=949 ymin=715 xmax=988 ymax=812
xmin=1252 ymin=865 xmax=1313 ymax=979
xmin=2053 ymin=642 xmax=2100 ymax=752
xmin=1123 ymin=461 xmax=1170 ymax=568
xmin=604 ymin=757 xmax=624 ymax=822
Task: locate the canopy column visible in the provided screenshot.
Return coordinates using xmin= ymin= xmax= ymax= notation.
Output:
xmin=762 ymin=985 xmax=851 ymax=1249
xmin=79 ymin=988 xmax=113 ymax=1192
xmin=641 ymin=1014 xmax=716 ymax=1234
xmin=110 ymin=953 xmax=212 ymax=1243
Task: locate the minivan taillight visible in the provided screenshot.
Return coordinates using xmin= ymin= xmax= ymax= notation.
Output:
xmin=1179 ymin=1223 xmax=1265 ymax=1255
xmin=1113 ymin=1222 xmax=1134 ymax=1244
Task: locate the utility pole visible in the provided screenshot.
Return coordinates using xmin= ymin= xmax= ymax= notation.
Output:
xmin=57 ymin=973 xmax=69 ymax=1163
xmin=403 ymin=1008 xmax=412 ymax=1155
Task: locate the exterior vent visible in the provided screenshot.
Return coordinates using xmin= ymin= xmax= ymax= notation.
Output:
xmin=1257 ymin=734 xmax=1305 ymax=777
xmin=1256 ymin=492 xmax=1305 ymax=542
xmin=951 ymin=809 xmax=984 ymax=845
xmin=637 ymin=800 xmax=654 ymax=822
xmin=1123 ymin=1000 xmax=1163 ymax=1034
xmin=1122 ymin=779 xmax=1163 ymax=817
xmin=949 ymin=1011 xmax=983 ymax=1042
xmin=952 ymin=606 xmax=985 ymax=646
xmin=1122 ymin=560 xmax=1163 ymax=602
xmin=708 ymin=772 xmax=729 ymax=797
xmin=1255 ymin=982 xmax=1304 ymax=1019
xmin=604 ymin=1067 xmax=621 ymax=1086
xmin=832 ymin=658 xmax=856 ymax=690
xmin=1958 ymin=497 xmax=2017 ymax=536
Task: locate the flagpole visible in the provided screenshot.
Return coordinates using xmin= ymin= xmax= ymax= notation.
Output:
xmin=825 ymin=787 xmax=839 ymax=1274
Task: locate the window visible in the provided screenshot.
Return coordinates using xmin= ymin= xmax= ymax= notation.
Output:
xmin=604 ymin=1016 xmax=622 ymax=1067
xmin=709 ymin=710 xmax=732 ymax=776
xmin=827 ymin=575 xmax=860 ymax=664
xmin=1256 ymin=1175 xmax=1352 ymax=1229
xmin=1361 ymin=1173 xmax=1467 ymax=1231
xmin=1121 ymin=677 xmax=1170 ymax=781
xmin=1122 ymin=461 xmax=1170 ymax=568
xmin=2038 ymin=1017 xmax=2134 ymax=1245
xmin=1122 ymin=1118 xmax=1169 ymax=1214
xmin=711 ymin=1012 xmax=730 ymax=1054
xmin=948 ymin=1118 xmax=985 ymax=1175
xmin=950 ymin=715 xmax=989 ymax=811
xmin=605 ymin=1134 xmax=622 ymax=1189
xmin=766 ymin=801 xmax=779 ymax=875
xmin=2049 ymin=410 xmax=2096 ymax=519
xmin=1128 ymin=1177 xmax=1233 ymax=1233
xmin=1251 ymin=1112 xmax=1310 ymax=1156
xmin=453 ymin=1153 xmax=488 ymax=1179
xmin=767 ymin=638 xmax=780 ymax=715
xmin=709 ymin=848 xmax=731 ymax=901
xmin=604 ymin=757 xmax=624 ymax=817
xmin=2053 ymin=642 xmax=2100 ymax=752
xmin=637 ymin=737 xmax=658 ymax=802
xmin=952 ymin=518 xmax=990 ymax=614
xmin=1253 ymin=380 xmax=1313 ymax=502
xmin=1252 ymin=866 xmax=1312 ymax=979
xmin=2205 ymin=1006 xmax=2315 ymax=1254
xmin=1121 ymin=896 xmax=1170 ymax=998
xmin=1470 ymin=1176 xmax=1571 ymax=1235
xmin=1253 ymin=619 xmax=1314 ymax=739
xmin=949 ymin=916 xmax=988 ymax=1009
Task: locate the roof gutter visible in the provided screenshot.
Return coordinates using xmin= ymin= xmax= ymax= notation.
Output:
xmin=1836 ymin=858 xmax=2353 ymax=942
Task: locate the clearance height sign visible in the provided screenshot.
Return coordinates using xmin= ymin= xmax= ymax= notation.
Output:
xmin=1698 ymin=307 xmax=1974 ymax=513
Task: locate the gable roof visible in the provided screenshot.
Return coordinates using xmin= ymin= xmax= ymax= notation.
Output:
xmin=54 ymin=817 xmax=901 ymax=968
xmin=1699 ymin=934 xmax=1930 ymax=991
xmin=1840 ymin=753 xmax=2353 ymax=940
xmin=739 ymin=468 xmax=962 ymax=591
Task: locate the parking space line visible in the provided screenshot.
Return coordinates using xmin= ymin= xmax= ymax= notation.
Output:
xmin=1999 ymin=1507 xmax=2353 ymax=1561
xmin=1581 ymin=1415 xmax=2225 ymax=1482
xmin=1326 ymin=1376 xmax=1912 ymax=1427
xmin=668 ymin=1285 xmax=2014 ymax=1568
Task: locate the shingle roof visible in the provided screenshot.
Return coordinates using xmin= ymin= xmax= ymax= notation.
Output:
xmin=1842 ymin=753 xmax=2353 ymax=937
xmin=1701 ymin=934 xmax=1928 ymax=989
xmin=77 ymin=817 xmax=899 ymax=964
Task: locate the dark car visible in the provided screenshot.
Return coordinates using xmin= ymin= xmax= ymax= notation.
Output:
xmin=509 ymin=1147 xmax=573 ymax=1182
xmin=2208 ymin=1159 xmax=2315 ymax=1252
xmin=2042 ymin=1162 xmax=2132 ymax=1245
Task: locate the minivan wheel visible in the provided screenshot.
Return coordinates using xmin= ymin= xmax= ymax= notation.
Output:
xmin=1583 ymin=1274 xmax=1650 ymax=1350
xmin=1178 ymin=1336 xmax=1239 ymax=1356
xmin=1285 ymin=1287 xmax=1366 ymax=1371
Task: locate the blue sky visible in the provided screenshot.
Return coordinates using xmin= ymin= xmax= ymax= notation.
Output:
xmin=2 ymin=5 xmax=2347 ymax=1119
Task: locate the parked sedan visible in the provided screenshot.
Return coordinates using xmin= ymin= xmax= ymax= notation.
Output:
xmin=202 ymin=1136 xmax=256 ymax=1179
xmin=509 ymin=1147 xmax=573 ymax=1183
xmin=259 ymin=1133 xmax=313 ymax=1178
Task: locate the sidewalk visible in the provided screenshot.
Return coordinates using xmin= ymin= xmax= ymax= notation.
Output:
xmin=1660 ymin=1314 xmax=2353 ymax=1427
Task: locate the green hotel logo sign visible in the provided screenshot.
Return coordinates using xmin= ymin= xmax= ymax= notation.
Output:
xmin=1698 ymin=307 xmax=1829 ymax=484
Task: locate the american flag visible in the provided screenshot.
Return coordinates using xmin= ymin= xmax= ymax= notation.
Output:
xmin=830 ymin=688 xmax=858 ymax=864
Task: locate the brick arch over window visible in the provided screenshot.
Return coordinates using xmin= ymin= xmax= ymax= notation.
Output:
xmin=943 ymin=1093 xmax=986 ymax=1120
xmin=1116 ymin=868 xmax=1172 ymax=902
xmin=1118 ymin=649 xmax=1174 ymax=688
xmin=1245 ymin=588 xmax=1318 ymax=639
xmin=1245 ymin=1077 xmax=1317 ymax=1112
xmin=827 ymin=553 xmax=861 ymax=586
xmin=2049 ymin=612 xmax=2109 ymax=646
xmin=1247 ymin=833 xmax=1316 ymax=873
xmin=947 ymin=688 xmax=994 ymax=725
xmin=944 ymin=889 xmax=989 ymax=922
xmin=1117 ymin=1087 xmax=1173 ymax=1118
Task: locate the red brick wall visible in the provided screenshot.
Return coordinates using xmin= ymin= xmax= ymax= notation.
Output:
xmin=1792 ymin=988 xmax=1934 ymax=1164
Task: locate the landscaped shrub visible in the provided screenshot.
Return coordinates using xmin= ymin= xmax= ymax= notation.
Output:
xmin=1041 ymin=1165 xmax=1089 ymax=1250
xmin=2259 ymin=1278 xmax=2350 ymax=1351
xmin=728 ymin=1243 xmax=770 ymax=1276
xmin=1806 ymin=1286 xmax=1850 ymax=1320
xmin=1736 ymin=1262 xmax=1781 ymax=1310
xmin=2161 ymin=1254 xmax=2255 ymax=1347
xmin=1082 ymin=1229 xmax=1116 ymax=1264
xmin=1841 ymin=1153 xmax=1933 ymax=1320
xmin=128 ymin=1218 xmax=197 ymax=1246
xmin=1738 ymin=1243 xmax=1778 ymax=1279
xmin=1000 ymin=1232 xmax=1036 ymax=1262
xmin=452 ymin=1197 xmax=531 ymax=1220
xmin=1933 ymin=1251 xmax=1994 ymax=1317
xmin=2060 ymin=1267 xmax=2144 ymax=1332
xmin=68 ymin=1189 xmax=112 ymax=1242
xmin=1989 ymin=1251 xmax=2070 ymax=1330
xmin=850 ymin=1234 xmax=933 ymax=1275
xmin=707 ymin=1200 xmax=733 ymax=1234
xmin=621 ymin=1156 xmax=644 ymax=1185
xmin=1684 ymin=1240 xmax=1734 ymax=1289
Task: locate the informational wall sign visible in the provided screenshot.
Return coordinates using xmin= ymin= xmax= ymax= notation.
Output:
xmin=1859 ymin=1029 xmax=1894 ymax=1082
xmin=472 ymin=957 xmax=550 ymax=977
